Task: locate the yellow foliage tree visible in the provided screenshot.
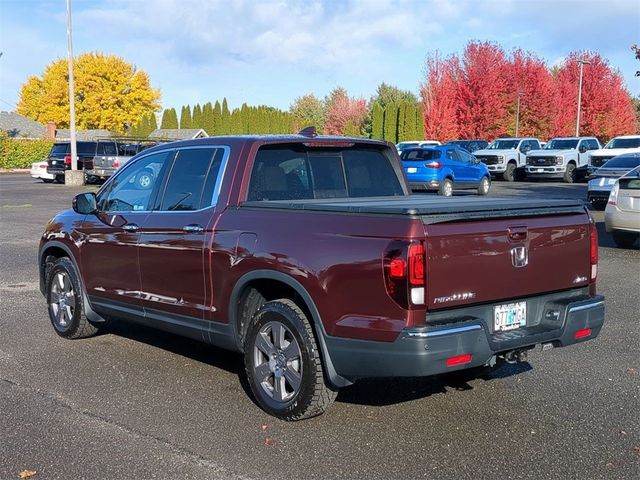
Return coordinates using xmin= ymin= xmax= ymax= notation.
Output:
xmin=17 ymin=53 xmax=161 ymax=134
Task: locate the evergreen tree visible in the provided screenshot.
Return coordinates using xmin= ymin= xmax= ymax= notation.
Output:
xmin=168 ymin=108 xmax=178 ymax=129
xmin=180 ymin=105 xmax=192 ymax=129
xmin=213 ymin=101 xmax=222 ymax=135
xmin=221 ymin=98 xmax=230 ymax=134
xmin=202 ymin=102 xmax=214 ymax=135
xmin=397 ymin=103 xmax=407 ymax=142
xmin=149 ymin=111 xmax=158 ymax=132
xmin=192 ymin=104 xmax=203 ymax=129
xmin=344 ymin=119 xmax=360 ymax=137
xmin=160 ymin=109 xmax=170 ymax=129
xmin=370 ymin=102 xmax=384 ymax=139
xmin=415 ymin=105 xmax=424 ymax=140
xmin=383 ymin=103 xmax=398 ymax=143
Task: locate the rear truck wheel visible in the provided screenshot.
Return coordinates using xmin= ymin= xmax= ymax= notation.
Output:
xmin=563 ymin=163 xmax=576 ymax=183
xmin=244 ymin=299 xmax=337 ymax=421
xmin=46 ymin=257 xmax=99 ymax=339
xmin=503 ymin=162 xmax=516 ymax=182
xmin=135 ymin=169 xmax=154 ymax=189
xmin=438 ymin=179 xmax=453 ymax=197
xmin=611 ymin=231 xmax=640 ymax=249
xmin=477 ymin=176 xmax=490 ymax=195
xmin=55 ymin=175 xmax=64 ymax=184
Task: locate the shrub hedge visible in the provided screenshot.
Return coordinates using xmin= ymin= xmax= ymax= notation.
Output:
xmin=0 ymin=132 xmax=54 ymax=169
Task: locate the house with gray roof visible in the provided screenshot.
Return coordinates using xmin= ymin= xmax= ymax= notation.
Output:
xmin=54 ymin=129 xmax=113 ymax=141
xmin=0 ymin=111 xmax=46 ymax=139
xmin=149 ymin=128 xmax=208 ymax=140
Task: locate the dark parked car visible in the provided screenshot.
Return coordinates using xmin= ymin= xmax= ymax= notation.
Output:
xmin=444 ymin=139 xmax=489 ymax=153
xmin=46 ymin=141 xmax=98 ymax=183
xmin=39 ymin=131 xmax=605 ymax=420
xmin=587 ymin=153 xmax=640 ymax=210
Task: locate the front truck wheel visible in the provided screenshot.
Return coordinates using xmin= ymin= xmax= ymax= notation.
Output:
xmin=46 ymin=257 xmax=99 ymax=339
xmin=244 ymin=299 xmax=337 ymax=421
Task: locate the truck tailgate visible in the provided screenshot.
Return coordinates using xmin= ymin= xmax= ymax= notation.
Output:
xmin=424 ymin=213 xmax=591 ymax=310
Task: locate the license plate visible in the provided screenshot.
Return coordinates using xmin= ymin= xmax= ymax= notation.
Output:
xmin=406 ymin=167 xmax=417 ymax=174
xmin=494 ymin=301 xmax=526 ymax=332
xmin=536 ymin=168 xmax=544 ymax=172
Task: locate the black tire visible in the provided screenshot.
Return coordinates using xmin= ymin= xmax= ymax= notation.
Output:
xmin=135 ymin=169 xmax=154 ymax=190
xmin=244 ymin=299 xmax=337 ymax=421
xmin=84 ymin=174 xmax=98 ymax=185
xmin=46 ymin=257 xmax=99 ymax=339
xmin=563 ymin=163 xmax=576 ymax=183
xmin=42 ymin=178 xmax=54 ymax=183
xmin=503 ymin=163 xmax=516 ymax=182
xmin=55 ymin=175 xmax=64 ymax=184
xmin=438 ymin=178 xmax=453 ymax=197
xmin=612 ymin=231 xmax=640 ymax=249
xmin=477 ymin=176 xmax=490 ymax=195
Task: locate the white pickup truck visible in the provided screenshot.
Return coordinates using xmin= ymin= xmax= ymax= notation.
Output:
xmin=588 ymin=135 xmax=640 ymax=173
xmin=526 ymin=137 xmax=601 ymax=183
xmin=473 ymin=138 xmax=541 ymax=182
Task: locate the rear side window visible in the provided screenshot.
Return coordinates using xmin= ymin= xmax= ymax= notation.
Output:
xmin=50 ymin=144 xmax=69 ymax=156
xmin=248 ymin=145 xmax=404 ymax=201
xmin=158 ymin=148 xmax=224 ymax=211
xmin=97 ymin=142 xmax=117 ymax=155
xmin=76 ymin=142 xmax=97 ymax=156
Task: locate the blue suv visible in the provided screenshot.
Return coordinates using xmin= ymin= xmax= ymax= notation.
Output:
xmin=401 ymin=145 xmax=491 ymax=196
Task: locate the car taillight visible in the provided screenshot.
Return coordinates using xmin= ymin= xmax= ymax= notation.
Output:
xmin=383 ymin=240 xmax=426 ymax=309
xmin=64 ymin=155 xmax=71 ymax=165
xmin=113 ymin=159 xmax=120 ymax=168
xmin=608 ymin=183 xmax=618 ymax=205
xmin=589 ymin=221 xmax=598 ymax=283
xmin=40 ymin=164 xmax=47 ymax=169
xmin=425 ymin=161 xmax=441 ymax=168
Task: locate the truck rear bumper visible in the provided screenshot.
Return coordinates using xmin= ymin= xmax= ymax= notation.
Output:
xmin=325 ymin=294 xmax=604 ymax=380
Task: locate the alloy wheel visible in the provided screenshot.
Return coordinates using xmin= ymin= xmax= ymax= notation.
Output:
xmin=49 ymin=272 xmax=76 ymax=331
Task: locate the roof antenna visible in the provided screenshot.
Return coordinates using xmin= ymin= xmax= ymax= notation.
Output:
xmin=298 ymin=126 xmax=317 ymax=137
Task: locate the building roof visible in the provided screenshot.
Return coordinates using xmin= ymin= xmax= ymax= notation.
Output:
xmin=0 ymin=111 xmax=46 ymax=139
xmin=149 ymin=128 xmax=208 ymax=140
xmin=54 ymin=129 xmax=113 ymax=141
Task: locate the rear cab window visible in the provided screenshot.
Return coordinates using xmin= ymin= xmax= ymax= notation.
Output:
xmin=248 ymin=144 xmax=405 ymax=201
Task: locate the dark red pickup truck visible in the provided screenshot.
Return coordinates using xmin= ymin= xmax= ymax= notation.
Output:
xmin=39 ymin=132 xmax=605 ymax=420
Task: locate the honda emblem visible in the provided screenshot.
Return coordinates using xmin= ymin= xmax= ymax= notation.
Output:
xmin=510 ymin=246 xmax=528 ymax=268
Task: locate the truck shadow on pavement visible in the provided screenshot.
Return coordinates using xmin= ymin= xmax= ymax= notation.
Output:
xmin=336 ymin=362 xmax=532 ymax=407
xmin=101 ymin=321 xmax=533 ymax=408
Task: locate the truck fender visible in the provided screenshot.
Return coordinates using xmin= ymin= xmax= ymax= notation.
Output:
xmin=229 ymin=270 xmax=353 ymax=387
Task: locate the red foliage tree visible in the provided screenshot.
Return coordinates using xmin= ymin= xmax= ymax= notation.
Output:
xmin=505 ymin=50 xmax=556 ymax=139
xmin=420 ymin=52 xmax=459 ymax=141
xmin=323 ymin=87 xmax=367 ymax=136
xmin=454 ymin=41 xmax=510 ymax=139
xmin=552 ymin=51 xmax=637 ymax=139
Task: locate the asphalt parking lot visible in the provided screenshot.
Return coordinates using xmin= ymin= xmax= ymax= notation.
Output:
xmin=1 ymin=174 xmax=638 ymax=480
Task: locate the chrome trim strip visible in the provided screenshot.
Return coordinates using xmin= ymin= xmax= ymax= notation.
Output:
xmin=568 ymin=300 xmax=604 ymax=313
xmin=406 ymin=324 xmax=482 ymax=338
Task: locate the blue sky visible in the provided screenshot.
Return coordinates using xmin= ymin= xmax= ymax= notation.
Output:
xmin=1 ymin=0 xmax=638 ymax=113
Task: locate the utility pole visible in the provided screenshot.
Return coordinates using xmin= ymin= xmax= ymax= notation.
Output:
xmin=515 ymin=94 xmax=521 ymax=137
xmin=575 ymin=59 xmax=591 ymax=137
xmin=65 ymin=0 xmax=83 ymax=184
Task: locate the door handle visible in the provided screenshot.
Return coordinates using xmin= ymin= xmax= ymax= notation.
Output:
xmin=183 ymin=224 xmax=204 ymax=233
xmin=122 ymin=223 xmax=139 ymax=232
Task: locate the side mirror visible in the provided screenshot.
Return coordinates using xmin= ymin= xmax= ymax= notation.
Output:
xmin=73 ymin=192 xmax=97 ymax=214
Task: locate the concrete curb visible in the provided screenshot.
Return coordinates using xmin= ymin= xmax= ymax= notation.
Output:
xmin=0 ymin=169 xmax=31 ymax=174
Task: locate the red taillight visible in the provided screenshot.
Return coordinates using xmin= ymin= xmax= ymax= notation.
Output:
xmin=40 ymin=164 xmax=47 ymax=169
xmin=589 ymin=222 xmax=598 ymax=282
xmin=64 ymin=154 xmax=71 ymax=165
xmin=446 ymin=353 xmax=472 ymax=367
xmin=425 ymin=161 xmax=442 ymax=168
xmin=575 ymin=328 xmax=591 ymax=339
xmin=113 ymin=159 xmax=120 ymax=168
xmin=383 ymin=241 xmax=426 ymax=309
xmin=389 ymin=258 xmax=406 ymax=278
xmin=408 ymin=243 xmax=425 ymax=286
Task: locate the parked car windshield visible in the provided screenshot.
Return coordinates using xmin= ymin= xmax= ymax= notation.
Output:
xmin=487 ymin=140 xmax=519 ymax=150
xmin=248 ymin=145 xmax=405 ymax=201
xmin=401 ymin=149 xmax=442 ymax=161
xmin=604 ymin=138 xmax=640 ymax=149
xmin=544 ymin=139 xmax=579 ymax=150
xmin=601 ymin=155 xmax=640 ymax=169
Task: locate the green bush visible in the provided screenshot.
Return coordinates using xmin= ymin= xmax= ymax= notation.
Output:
xmin=0 ymin=132 xmax=54 ymax=169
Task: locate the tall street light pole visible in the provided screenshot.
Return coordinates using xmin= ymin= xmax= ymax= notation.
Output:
xmin=66 ymin=0 xmax=79 ymax=176
xmin=575 ymin=59 xmax=591 ymax=137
